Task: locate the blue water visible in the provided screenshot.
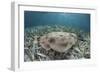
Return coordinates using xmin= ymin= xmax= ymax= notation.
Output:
xmin=24 ymin=11 xmax=90 ymax=32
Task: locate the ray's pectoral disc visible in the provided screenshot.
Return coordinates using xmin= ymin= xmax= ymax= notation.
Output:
xmin=39 ymin=32 xmax=77 ymax=53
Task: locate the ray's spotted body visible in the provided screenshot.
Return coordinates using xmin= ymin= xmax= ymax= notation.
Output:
xmin=39 ymin=32 xmax=77 ymax=53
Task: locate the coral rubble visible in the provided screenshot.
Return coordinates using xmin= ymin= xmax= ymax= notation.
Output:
xmin=24 ymin=24 xmax=90 ymax=62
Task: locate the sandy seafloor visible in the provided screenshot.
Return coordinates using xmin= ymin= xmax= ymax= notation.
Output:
xmin=24 ymin=25 xmax=90 ymax=62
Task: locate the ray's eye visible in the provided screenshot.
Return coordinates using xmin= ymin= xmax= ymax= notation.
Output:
xmin=49 ymin=38 xmax=55 ymax=43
